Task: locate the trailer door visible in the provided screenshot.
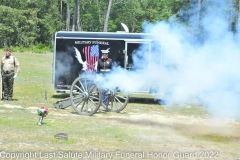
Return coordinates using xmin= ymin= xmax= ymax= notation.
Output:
xmin=124 ymin=41 xmax=151 ymax=93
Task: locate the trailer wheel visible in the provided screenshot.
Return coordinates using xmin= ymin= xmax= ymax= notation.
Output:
xmin=70 ymin=76 xmax=102 ymax=116
xmin=102 ymin=88 xmax=129 ymax=113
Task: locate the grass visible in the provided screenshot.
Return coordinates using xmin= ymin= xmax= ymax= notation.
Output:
xmin=164 ymin=105 xmax=208 ymax=117
xmin=0 ymin=51 xmax=239 ymax=159
xmin=6 ymin=52 xmax=56 ymax=107
xmin=198 ymin=134 xmax=237 ymax=143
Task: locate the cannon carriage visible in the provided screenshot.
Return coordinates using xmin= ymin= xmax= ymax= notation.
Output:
xmin=53 ymin=31 xmax=161 ymax=115
xmin=70 ymin=74 xmax=130 ymax=116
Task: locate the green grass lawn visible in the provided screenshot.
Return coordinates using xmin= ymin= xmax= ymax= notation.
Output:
xmin=0 ymin=51 xmax=239 ymax=159
xmin=11 ymin=52 xmax=55 ymax=107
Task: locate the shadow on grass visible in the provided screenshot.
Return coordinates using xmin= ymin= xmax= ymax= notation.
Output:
xmin=51 ymin=92 xmax=163 ymax=104
xmin=51 ymin=93 xmax=69 ymax=99
xmin=129 ymin=97 xmax=164 ymax=104
xmin=1 ymin=99 xmax=19 ymax=102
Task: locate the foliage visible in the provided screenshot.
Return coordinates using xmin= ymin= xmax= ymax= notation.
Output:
xmin=31 ymin=43 xmax=52 ymax=53
xmin=0 ymin=5 xmax=38 ymax=47
xmin=0 ymin=1 xmax=59 ymax=48
xmin=2 ymin=43 xmax=52 ymax=53
xmin=0 ymin=0 xmax=239 ymax=48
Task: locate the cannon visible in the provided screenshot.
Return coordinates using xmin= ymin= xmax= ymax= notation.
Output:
xmin=54 ymin=75 xmax=130 ymax=116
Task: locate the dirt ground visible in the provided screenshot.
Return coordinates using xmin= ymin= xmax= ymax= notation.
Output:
xmin=94 ymin=106 xmax=240 ymax=160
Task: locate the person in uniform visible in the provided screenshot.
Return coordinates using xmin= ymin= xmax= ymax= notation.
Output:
xmin=96 ymin=48 xmax=113 ymax=106
xmin=1 ymin=48 xmax=20 ymax=101
xmin=96 ymin=48 xmax=113 ymax=74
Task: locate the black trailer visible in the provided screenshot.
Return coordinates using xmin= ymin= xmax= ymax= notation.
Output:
xmin=53 ymin=31 xmax=161 ymax=115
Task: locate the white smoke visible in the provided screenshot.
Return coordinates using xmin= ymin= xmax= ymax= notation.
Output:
xmin=96 ymin=0 xmax=240 ymax=118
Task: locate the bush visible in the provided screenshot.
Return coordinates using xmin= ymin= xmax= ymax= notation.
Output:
xmin=0 ymin=43 xmax=53 ymax=53
xmin=12 ymin=46 xmax=25 ymax=52
xmin=32 ymin=43 xmax=50 ymax=53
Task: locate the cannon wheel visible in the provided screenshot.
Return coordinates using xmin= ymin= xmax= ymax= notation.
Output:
xmin=70 ymin=76 xmax=102 ymax=116
xmin=102 ymin=88 xmax=130 ymax=113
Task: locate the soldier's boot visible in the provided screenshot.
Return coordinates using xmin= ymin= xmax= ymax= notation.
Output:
xmin=3 ymin=93 xmax=8 ymax=100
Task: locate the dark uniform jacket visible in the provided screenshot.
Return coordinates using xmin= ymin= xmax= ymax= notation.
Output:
xmin=97 ymin=58 xmax=113 ymax=73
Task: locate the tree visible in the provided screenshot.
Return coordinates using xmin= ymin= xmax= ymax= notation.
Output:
xmin=103 ymin=0 xmax=112 ymax=31
xmin=0 ymin=5 xmax=38 ymax=47
xmin=66 ymin=0 xmax=70 ymax=31
xmin=72 ymin=0 xmax=77 ymax=31
xmin=77 ymin=0 xmax=82 ymax=31
xmin=2 ymin=0 xmax=239 ymax=48
xmin=60 ymin=0 xmax=63 ymax=30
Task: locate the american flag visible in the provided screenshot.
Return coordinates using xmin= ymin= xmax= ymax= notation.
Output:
xmin=83 ymin=45 xmax=99 ymax=71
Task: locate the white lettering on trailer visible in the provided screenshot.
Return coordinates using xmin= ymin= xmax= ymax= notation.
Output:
xmin=75 ymin=41 xmax=92 ymax=44
xmin=75 ymin=41 xmax=109 ymax=45
xmin=92 ymin=41 xmax=109 ymax=45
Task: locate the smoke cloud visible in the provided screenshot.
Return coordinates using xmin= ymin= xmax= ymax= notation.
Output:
xmin=95 ymin=0 xmax=240 ymax=118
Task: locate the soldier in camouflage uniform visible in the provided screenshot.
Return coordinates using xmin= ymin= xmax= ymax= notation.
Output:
xmin=1 ymin=48 xmax=20 ymax=101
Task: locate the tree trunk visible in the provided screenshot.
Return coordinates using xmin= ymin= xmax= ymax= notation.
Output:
xmin=132 ymin=19 xmax=135 ymax=33
xmin=60 ymin=0 xmax=63 ymax=30
xmin=66 ymin=0 xmax=70 ymax=31
xmin=77 ymin=0 xmax=82 ymax=31
xmin=98 ymin=0 xmax=103 ymax=31
xmin=72 ymin=0 xmax=77 ymax=31
xmin=103 ymin=0 xmax=112 ymax=32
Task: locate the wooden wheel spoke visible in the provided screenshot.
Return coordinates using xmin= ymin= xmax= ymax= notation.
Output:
xmin=115 ymin=96 xmax=124 ymax=105
xmin=103 ymin=91 xmax=129 ymax=112
xmin=88 ymin=98 xmax=98 ymax=110
xmin=75 ymin=99 xmax=85 ymax=111
xmin=74 ymin=84 xmax=84 ymax=93
xmin=70 ymin=76 xmax=103 ymax=115
xmin=72 ymin=95 xmax=83 ymax=101
xmin=88 ymin=85 xmax=96 ymax=93
xmin=79 ymin=80 xmax=87 ymax=92
xmin=89 ymin=95 xmax=99 ymax=101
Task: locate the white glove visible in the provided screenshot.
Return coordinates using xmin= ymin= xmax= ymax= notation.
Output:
xmin=13 ymin=75 xmax=17 ymax=79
